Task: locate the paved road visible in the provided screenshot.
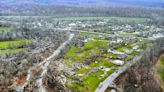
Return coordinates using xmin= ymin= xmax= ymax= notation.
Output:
xmin=95 ymin=55 xmax=142 ymax=92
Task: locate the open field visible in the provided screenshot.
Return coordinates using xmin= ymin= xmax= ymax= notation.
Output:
xmin=54 ymin=16 xmax=149 ymax=22
xmin=65 ymin=40 xmax=109 ymax=61
xmin=0 ymin=40 xmax=30 ymax=49
xmin=0 ymin=48 xmax=24 ymax=54
xmin=0 ymin=27 xmax=11 ymax=32
xmin=0 ymin=40 xmax=31 ymax=54
xmin=0 ymin=16 xmax=150 ymax=22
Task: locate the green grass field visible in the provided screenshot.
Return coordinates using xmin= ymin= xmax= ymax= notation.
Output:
xmin=65 ymin=40 xmax=109 ymax=61
xmin=0 ymin=40 xmax=31 ymax=54
xmin=0 ymin=40 xmax=31 ymax=50
xmin=55 ymin=16 xmax=149 ymax=22
xmin=117 ymin=45 xmax=132 ymax=52
xmin=79 ymin=31 xmax=108 ymax=36
xmin=65 ymin=39 xmax=120 ymax=92
xmin=0 ymin=48 xmax=24 ymax=54
xmin=0 ymin=27 xmax=11 ymax=32
xmin=68 ymin=61 xmax=118 ymax=92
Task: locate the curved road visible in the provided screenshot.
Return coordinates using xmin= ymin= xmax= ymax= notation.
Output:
xmin=95 ymin=55 xmax=142 ymax=92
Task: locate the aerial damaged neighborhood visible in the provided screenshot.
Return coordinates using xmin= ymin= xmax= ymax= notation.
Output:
xmin=0 ymin=0 xmax=164 ymax=92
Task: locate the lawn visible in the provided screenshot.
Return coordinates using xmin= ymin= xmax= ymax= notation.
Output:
xmin=83 ymin=69 xmax=116 ymax=92
xmin=0 ymin=27 xmax=11 ymax=32
xmin=111 ymin=17 xmax=148 ymax=22
xmin=0 ymin=48 xmax=24 ymax=54
xmin=0 ymin=40 xmax=31 ymax=55
xmin=65 ymin=40 xmax=109 ymax=61
xmin=66 ymin=31 xmax=146 ymax=91
xmin=84 ymin=40 xmax=109 ymax=49
xmin=103 ymin=53 xmax=117 ymax=59
xmin=79 ymin=31 xmax=108 ymax=39
xmin=65 ymin=39 xmax=119 ymax=92
xmin=66 ymin=52 xmax=118 ymax=92
xmin=116 ymin=44 xmax=142 ymax=61
xmin=0 ymin=40 xmax=31 ymax=50
xmin=90 ymin=60 xmax=116 ymax=68
xmin=117 ymin=45 xmax=132 ymax=52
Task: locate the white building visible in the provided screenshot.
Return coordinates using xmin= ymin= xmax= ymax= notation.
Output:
xmin=110 ymin=60 xmax=124 ymax=65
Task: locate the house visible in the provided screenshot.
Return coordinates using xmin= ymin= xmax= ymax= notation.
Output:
xmin=108 ymin=34 xmax=117 ymax=39
xmin=76 ymin=41 xmax=84 ymax=48
xmin=107 ymin=49 xmax=124 ymax=55
xmin=116 ymin=54 xmax=127 ymax=59
xmin=110 ymin=60 xmax=124 ymax=65
xmin=84 ymin=38 xmax=95 ymax=42
xmin=133 ymin=45 xmax=139 ymax=50
xmin=69 ymin=23 xmax=76 ymax=27
xmin=108 ymin=41 xmax=117 ymax=46
xmin=116 ymin=38 xmax=123 ymax=43
xmin=124 ymin=49 xmax=133 ymax=54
